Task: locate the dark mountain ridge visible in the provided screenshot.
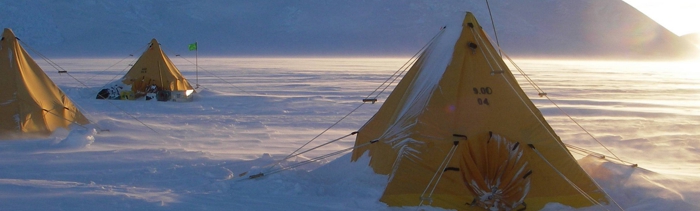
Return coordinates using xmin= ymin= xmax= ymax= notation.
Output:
xmin=1 ymin=0 xmax=697 ymax=59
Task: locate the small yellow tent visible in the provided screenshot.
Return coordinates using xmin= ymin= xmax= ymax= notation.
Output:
xmin=97 ymin=39 xmax=194 ymax=101
xmin=0 ymin=28 xmax=89 ymax=136
xmin=351 ymin=13 xmax=608 ymax=210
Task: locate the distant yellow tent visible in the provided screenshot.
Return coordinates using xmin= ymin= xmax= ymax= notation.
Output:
xmin=0 ymin=28 xmax=89 ymax=136
xmin=97 ymin=39 xmax=194 ymax=101
xmin=351 ymin=13 xmax=608 ymax=210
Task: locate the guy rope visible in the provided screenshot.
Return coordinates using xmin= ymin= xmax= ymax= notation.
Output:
xmin=239 ymin=27 xmax=448 ymax=180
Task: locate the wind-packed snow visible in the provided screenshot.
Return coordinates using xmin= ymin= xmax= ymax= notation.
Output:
xmin=394 ymin=16 xmax=461 ymax=119
xmin=0 ymin=57 xmax=698 ymax=210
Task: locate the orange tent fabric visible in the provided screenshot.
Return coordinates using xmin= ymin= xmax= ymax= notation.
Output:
xmin=0 ymin=28 xmax=89 ymax=136
xmin=351 ymin=13 xmax=607 ymax=210
xmin=120 ymin=39 xmax=193 ymax=98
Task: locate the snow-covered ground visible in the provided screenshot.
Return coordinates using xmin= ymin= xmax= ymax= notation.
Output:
xmin=1 ymin=57 xmax=699 ymax=210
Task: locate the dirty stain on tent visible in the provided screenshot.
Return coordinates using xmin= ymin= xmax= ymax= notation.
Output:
xmin=0 ymin=28 xmax=89 ymax=137
xmin=96 ymin=39 xmax=195 ymax=102
xmin=351 ymin=12 xmax=610 ymax=210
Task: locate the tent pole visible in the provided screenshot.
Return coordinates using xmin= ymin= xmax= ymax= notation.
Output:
xmin=195 ymin=41 xmax=199 ymax=88
xmin=485 ymin=0 xmax=501 ymax=57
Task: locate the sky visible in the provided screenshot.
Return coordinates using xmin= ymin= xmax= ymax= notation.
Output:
xmin=624 ymin=0 xmax=700 ymax=36
xmin=1 ymin=0 xmax=697 ymax=58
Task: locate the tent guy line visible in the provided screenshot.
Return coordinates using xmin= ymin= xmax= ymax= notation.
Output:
xmin=237 ymin=27 xmax=447 ymax=179
xmin=86 ymin=45 xmax=146 ymax=81
xmin=18 ymin=38 xmax=107 ymax=131
xmin=0 ymin=28 xmax=90 ymax=135
xmin=472 ymin=21 xmax=623 ymax=209
xmin=265 ymin=28 xmax=446 ymax=173
xmin=496 ymin=37 xmax=631 ymax=166
xmin=365 ymin=27 xmax=446 ymax=100
xmin=172 ymin=54 xmax=255 ymax=95
xmin=347 ymin=12 xmax=629 ymax=210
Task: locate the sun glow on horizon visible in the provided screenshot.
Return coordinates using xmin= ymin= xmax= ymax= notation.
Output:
xmin=624 ymin=0 xmax=700 ymax=36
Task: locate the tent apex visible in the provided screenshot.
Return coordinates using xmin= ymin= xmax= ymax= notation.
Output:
xmin=2 ymin=28 xmax=16 ymax=39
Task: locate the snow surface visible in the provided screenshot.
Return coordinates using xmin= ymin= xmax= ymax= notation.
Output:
xmin=1 ymin=57 xmax=699 ymax=210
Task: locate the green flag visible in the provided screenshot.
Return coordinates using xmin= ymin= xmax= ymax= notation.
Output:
xmin=188 ymin=42 xmax=197 ymax=51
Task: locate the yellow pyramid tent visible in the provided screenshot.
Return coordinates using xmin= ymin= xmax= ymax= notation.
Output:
xmin=0 ymin=28 xmax=89 ymax=136
xmin=97 ymin=39 xmax=194 ymax=101
xmin=351 ymin=13 xmax=608 ymax=210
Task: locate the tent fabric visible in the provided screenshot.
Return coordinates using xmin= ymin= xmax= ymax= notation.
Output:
xmin=120 ymin=39 xmax=193 ymax=98
xmin=351 ymin=12 xmax=606 ymax=210
xmin=0 ymin=28 xmax=89 ymax=136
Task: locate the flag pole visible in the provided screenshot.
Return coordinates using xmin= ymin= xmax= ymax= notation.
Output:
xmin=195 ymin=41 xmax=199 ymax=88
